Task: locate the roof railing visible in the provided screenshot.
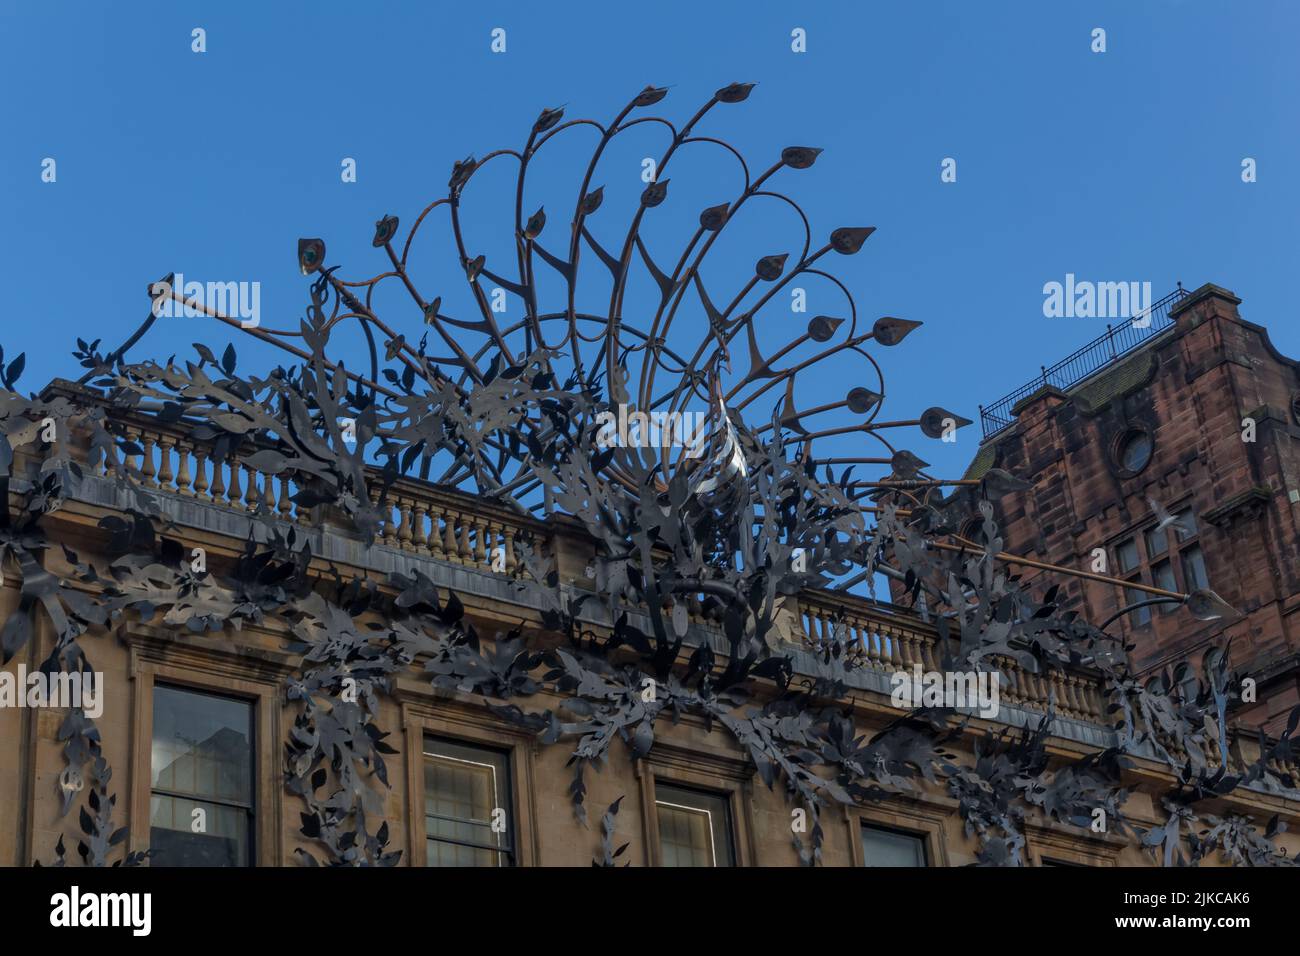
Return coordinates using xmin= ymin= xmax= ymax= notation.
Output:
xmin=978 ymin=285 xmax=1190 ymax=440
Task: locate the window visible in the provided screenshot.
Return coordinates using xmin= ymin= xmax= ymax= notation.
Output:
xmin=424 ymin=737 xmax=514 ymax=866
xmin=1123 ymin=582 xmax=1151 ymax=627
xmin=1113 ymin=504 xmax=1211 ymax=631
xmin=1181 ymin=545 xmax=1209 ymax=590
xmin=149 ymin=684 xmax=254 ymax=867
xmin=1116 ymin=538 xmax=1139 ymax=573
xmin=861 ymin=823 xmax=928 ymax=866
xmin=1144 ymin=525 xmax=1167 ymax=559
xmin=1115 ymin=429 xmax=1153 ymax=474
xmin=1152 ymin=560 xmax=1177 ymax=613
xmin=655 ymin=783 xmax=735 ymax=867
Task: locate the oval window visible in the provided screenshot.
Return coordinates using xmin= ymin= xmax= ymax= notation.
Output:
xmin=1116 ymin=429 xmax=1153 ymax=473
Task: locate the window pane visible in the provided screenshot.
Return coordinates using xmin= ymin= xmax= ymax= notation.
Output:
xmin=424 ymin=738 xmax=513 ymax=867
xmin=1181 ymin=545 xmax=1209 ymax=590
xmin=1124 ymin=584 xmax=1151 ymax=626
xmin=1152 ymin=561 xmax=1176 ymax=613
xmin=861 ymin=824 xmax=927 ymax=866
xmin=1120 ymin=432 xmax=1152 ymax=472
xmin=1144 ymin=526 xmax=1167 ymax=559
xmin=1116 ymin=539 xmax=1139 ymax=573
xmin=150 ymin=795 xmax=249 ymax=866
xmin=150 ymin=685 xmax=253 ymax=867
xmin=655 ymin=784 xmax=734 ymax=867
xmin=1174 ymin=509 xmax=1197 ymax=541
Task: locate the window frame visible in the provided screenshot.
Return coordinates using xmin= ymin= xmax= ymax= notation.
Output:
xmin=403 ymin=703 xmax=539 ymax=867
xmin=1179 ymin=543 xmax=1209 ymax=592
xmin=859 ymin=820 xmax=929 ymax=867
xmin=1111 ymin=427 xmax=1155 ymax=478
xmin=125 ymin=626 xmax=284 ymax=867
xmin=1025 ymin=822 xmax=1119 ymax=867
xmin=653 ymin=781 xmax=736 ymax=867
xmin=422 ymin=735 xmax=516 ymax=866
xmin=849 ymin=800 xmax=947 ymax=867
xmin=635 ymin=741 xmax=754 ymax=867
xmin=148 ymin=681 xmax=257 ymax=867
xmin=1123 ymin=577 xmax=1152 ymax=627
xmin=1107 ymin=500 xmax=1210 ymax=635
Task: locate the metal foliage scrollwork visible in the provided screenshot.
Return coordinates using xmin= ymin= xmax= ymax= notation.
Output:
xmin=2 ymin=84 xmax=1296 ymax=867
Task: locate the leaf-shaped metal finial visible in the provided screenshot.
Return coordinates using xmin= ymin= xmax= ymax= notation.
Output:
xmin=524 ymin=207 xmax=547 ymax=240
xmin=298 ymin=238 xmax=326 ymax=276
xmin=980 ymin=467 xmax=1032 ymax=500
xmin=372 ymin=215 xmax=399 ymax=248
xmin=890 ymin=449 xmax=929 ymax=478
xmin=580 ymin=187 xmax=605 ymax=215
xmin=830 ymin=226 xmax=875 ymax=254
xmin=920 ymin=407 xmax=973 ymax=439
xmin=634 ymin=85 xmax=668 ymax=107
xmin=872 ymin=316 xmax=922 ymax=346
xmin=641 ymin=179 xmax=670 ymax=207
xmin=755 ymin=253 xmax=788 ymax=281
xmin=807 ymin=315 xmax=843 ymax=342
xmin=448 ymin=155 xmax=477 ymax=192
xmin=533 ymin=106 xmax=565 ymax=134
xmin=716 ymin=82 xmax=755 ymax=103
xmin=699 ymin=203 xmax=729 ymax=231
xmin=422 ymin=296 xmax=442 ymax=325
xmin=781 ymin=146 xmax=823 ymax=170
xmin=847 ymin=387 xmax=881 ymax=414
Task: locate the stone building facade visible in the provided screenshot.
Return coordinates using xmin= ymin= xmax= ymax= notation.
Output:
xmin=957 ymin=284 xmax=1300 ymax=735
xmin=1 ymin=372 xmax=1298 ymax=868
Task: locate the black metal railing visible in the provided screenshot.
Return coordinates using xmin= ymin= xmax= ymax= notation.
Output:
xmin=978 ymin=285 xmax=1189 ymax=439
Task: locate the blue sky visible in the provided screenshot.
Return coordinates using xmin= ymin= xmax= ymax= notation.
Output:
xmin=1 ymin=0 xmax=1297 ymax=483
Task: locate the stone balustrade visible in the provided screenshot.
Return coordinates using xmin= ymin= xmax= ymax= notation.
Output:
xmin=799 ymin=591 xmax=1109 ymax=724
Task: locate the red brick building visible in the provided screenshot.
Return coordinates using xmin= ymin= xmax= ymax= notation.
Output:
xmin=955 ymin=283 xmax=1300 ymax=734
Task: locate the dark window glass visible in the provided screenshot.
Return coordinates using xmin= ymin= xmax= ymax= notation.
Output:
xmin=1116 ymin=539 xmax=1139 ymax=573
xmin=1152 ymin=560 xmax=1177 ymax=613
xmin=1181 ymin=545 xmax=1209 ymax=590
xmin=1124 ymin=582 xmax=1151 ymax=626
xmin=1144 ymin=525 xmax=1168 ymax=559
xmin=655 ymin=783 xmax=735 ymax=867
xmin=150 ymin=684 xmax=253 ymax=867
xmin=861 ymin=823 xmax=927 ymax=867
xmin=1119 ymin=431 xmax=1153 ymax=472
xmin=424 ymin=737 xmax=514 ymax=866
xmin=1175 ymin=509 xmax=1198 ymax=542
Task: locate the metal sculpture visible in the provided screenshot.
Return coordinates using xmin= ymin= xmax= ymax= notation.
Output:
xmin=1 ymin=85 xmax=1294 ymax=867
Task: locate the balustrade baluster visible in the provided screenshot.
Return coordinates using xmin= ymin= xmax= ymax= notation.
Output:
xmin=443 ymin=510 xmax=460 ymax=562
xmin=412 ymin=503 xmax=429 ymax=555
xmin=243 ymin=464 xmax=260 ymax=511
xmin=397 ymin=498 xmax=413 ymax=551
xmin=157 ymin=437 xmax=175 ymax=490
xmin=175 ymin=440 xmax=194 ymax=496
xmin=210 ymin=456 xmax=227 ymax=504
xmin=140 ymin=432 xmax=158 ymax=487
xmin=193 ymin=446 xmax=210 ymax=500
xmin=280 ymin=476 xmax=294 ymax=521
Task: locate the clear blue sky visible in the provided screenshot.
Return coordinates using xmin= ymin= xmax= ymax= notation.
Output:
xmin=2 ymin=0 xmax=1296 ymax=482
